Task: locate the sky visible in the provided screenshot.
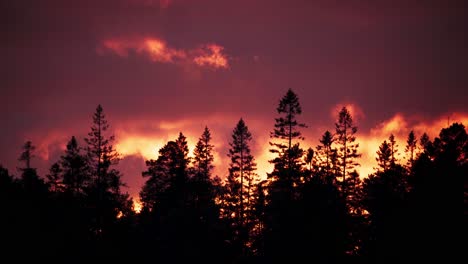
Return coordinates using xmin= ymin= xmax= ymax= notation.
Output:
xmin=2 ymin=0 xmax=467 ymax=202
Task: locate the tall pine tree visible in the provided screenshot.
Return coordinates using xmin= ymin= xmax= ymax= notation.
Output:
xmin=193 ymin=126 xmax=214 ymax=181
xmin=61 ymin=136 xmax=89 ymax=195
xmin=335 ymin=107 xmax=361 ymax=194
xmin=316 ymin=130 xmax=335 ymax=178
xmin=405 ymin=130 xmax=417 ymax=169
xmin=84 ymin=105 xmax=128 ymax=236
xmin=264 ymin=89 xmax=307 ymax=259
xmin=376 ymin=140 xmax=392 ymax=171
xmin=269 ymin=88 xmax=306 ymax=185
xmin=388 ymin=134 xmax=399 ymax=166
xmin=223 ymin=118 xmax=258 ymax=253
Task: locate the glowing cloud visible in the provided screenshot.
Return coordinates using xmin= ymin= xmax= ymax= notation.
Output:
xmin=142 ymin=38 xmax=187 ymax=63
xmin=98 ymin=37 xmax=229 ymax=69
xmin=193 ymin=44 xmax=229 ymax=69
xmin=100 ymin=38 xmax=186 ymax=63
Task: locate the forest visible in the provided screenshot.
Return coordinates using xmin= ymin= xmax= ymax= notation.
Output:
xmin=1 ymin=89 xmax=465 ymax=263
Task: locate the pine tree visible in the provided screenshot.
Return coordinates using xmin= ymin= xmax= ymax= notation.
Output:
xmin=269 ymin=88 xmax=307 ymax=185
xmin=304 ymin=147 xmax=314 ymax=172
xmin=388 ymin=134 xmax=399 ymax=166
xmin=316 ymin=130 xmax=335 ymax=176
xmin=46 ymin=162 xmax=62 ymax=192
xmin=18 ymin=141 xmax=35 ymax=170
xmin=140 ymin=133 xmax=190 ymax=209
xmin=60 ymin=136 xmax=89 ymax=195
xmin=345 ymin=170 xmax=362 ymax=212
xmin=84 ymin=105 xmax=127 ymax=235
xmin=223 ymin=118 xmax=258 ymax=252
xmin=18 ymin=141 xmax=44 ymax=193
xmin=335 ymin=107 xmax=361 ymax=194
xmin=85 ymin=105 xmax=120 ymax=191
xmin=193 ymin=126 xmax=214 ymax=180
xmin=376 ymin=140 xmax=392 ymax=171
xmin=420 ymin=132 xmax=431 ymax=156
xmin=405 ymin=130 xmax=417 ymax=169
xmin=264 ymin=89 xmax=307 ymax=258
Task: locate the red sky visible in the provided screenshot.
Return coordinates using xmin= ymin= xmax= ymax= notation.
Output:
xmin=1 ymin=0 xmax=467 ymax=201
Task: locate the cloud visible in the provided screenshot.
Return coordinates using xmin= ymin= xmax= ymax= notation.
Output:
xmin=98 ymin=37 xmax=229 ymax=69
xmin=99 ymin=37 xmax=186 ymax=63
xmin=193 ymin=44 xmax=229 ymax=69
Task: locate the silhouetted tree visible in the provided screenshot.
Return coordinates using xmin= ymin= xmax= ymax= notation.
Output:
xmin=251 ymin=180 xmax=267 ymax=256
xmin=85 ymin=105 xmax=120 ymax=189
xmin=190 ymin=127 xmax=227 ymax=259
xmin=335 ymin=107 xmax=361 ymax=195
xmin=84 ymin=105 xmax=129 ymax=238
xmin=388 ymin=134 xmax=399 ymax=166
xmin=140 ymin=133 xmax=190 ymax=210
xmin=269 ymin=88 xmax=306 ymax=185
xmin=265 ymin=89 xmax=307 ymax=260
xmin=316 ymin=131 xmax=335 ymax=181
xmin=61 ymin=136 xmax=89 ymax=195
xmin=345 ymin=169 xmax=363 ymax=212
xmin=376 ymin=140 xmax=392 ymax=171
xmin=46 ymin=162 xmax=62 ymax=192
xmin=193 ymin=126 xmax=214 ymax=180
xmin=17 ymin=140 xmax=45 ymax=194
xmin=315 ymin=130 xmax=338 ymax=183
xmin=419 ymin=132 xmax=431 ymax=157
xmin=222 ymin=118 xmax=258 ymax=255
xmin=139 ymin=133 xmax=192 ymax=260
xmin=18 ymin=140 xmax=35 ymax=170
xmin=334 ymin=107 xmax=363 ymax=258
xmin=405 ymin=130 xmax=417 ymax=169
xmin=15 ymin=142 xmax=49 ymax=260
xmin=140 ymin=132 xmax=226 ymax=261
xmin=404 ymin=123 xmax=467 ymax=263
xmin=304 ymin=147 xmax=314 ymax=174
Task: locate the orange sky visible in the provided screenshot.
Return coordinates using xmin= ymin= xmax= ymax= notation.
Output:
xmin=112 ymin=106 xmax=468 ymax=201
xmin=2 ymin=0 xmax=467 ymax=208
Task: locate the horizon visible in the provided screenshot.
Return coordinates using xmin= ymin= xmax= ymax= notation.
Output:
xmin=2 ymin=101 xmax=467 ymax=206
xmin=2 ymin=0 xmax=467 ymax=206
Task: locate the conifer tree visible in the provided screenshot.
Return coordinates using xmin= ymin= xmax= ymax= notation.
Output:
xmin=376 ymin=140 xmax=392 ymax=171
xmin=269 ymin=88 xmax=307 ymax=185
xmin=223 ymin=118 xmax=258 ymax=252
xmin=46 ymin=162 xmax=62 ymax=192
xmin=316 ymin=130 xmax=334 ymax=176
xmin=405 ymin=130 xmax=417 ymax=169
xmin=84 ymin=105 xmax=127 ymax=235
xmin=61 ymin=136 xmax=89 ymax=195
xmin=389 ymin=134 xmax=399 ymax=166
xmin=193 ymin=126 xmax=214 ymax=180
xmin=335 ymin=107 xmax=361 ymax=194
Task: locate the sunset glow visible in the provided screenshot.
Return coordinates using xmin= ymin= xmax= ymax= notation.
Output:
xmin=2 ymin=0 xmax=465 ymax=261
xmin=112 ymin=110 xmax=468 ymax=202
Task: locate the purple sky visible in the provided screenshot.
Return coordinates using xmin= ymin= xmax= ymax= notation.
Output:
xmin=2 ymin=0 xmax=467 ymax=200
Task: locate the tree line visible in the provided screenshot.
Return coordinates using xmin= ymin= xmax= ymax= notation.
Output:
xmin=0 ymin=89 xmax=465 ymax=263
